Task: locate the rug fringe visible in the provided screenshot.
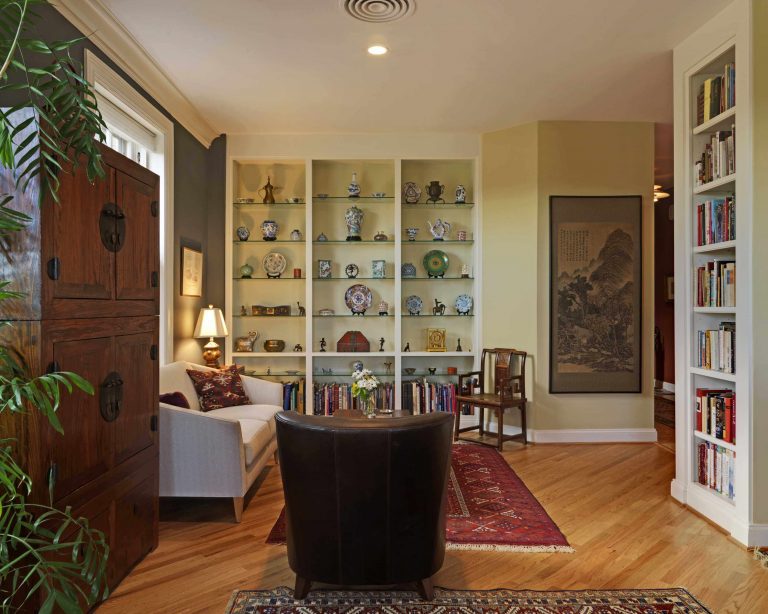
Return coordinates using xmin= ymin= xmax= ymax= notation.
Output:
xmin=446 ymin=542 xmax=574 ymax=553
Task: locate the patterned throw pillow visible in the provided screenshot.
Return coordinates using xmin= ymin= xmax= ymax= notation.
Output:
xmin=159 ymin=391 xmax=190 ymax=409
xmin=186 ymin=366 xmax=251 ymax=412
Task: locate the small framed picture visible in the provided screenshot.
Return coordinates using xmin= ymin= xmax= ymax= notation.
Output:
xmin=666 ymin=276 xmax=675 ymax=302
xmin=372 ymin=260 xmax=386 ymax=279
xmin=181 ymin=246 xmax=203 ymax=297
xmin=318 ymin=259 xmax=332 ymax=279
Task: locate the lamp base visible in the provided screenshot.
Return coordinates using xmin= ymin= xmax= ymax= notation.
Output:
xmin=202 ymin=338 xmax=221 ymax=369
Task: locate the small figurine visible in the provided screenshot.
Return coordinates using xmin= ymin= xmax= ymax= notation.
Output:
xmin=266 ymin=367 xmax=271 ymax=376
xmin=432 ymin=299 xmax=446 ymax=316
xmin=404 ymin=342 xmax=411 ymax=352
xmin=240 ymin=305 xmax=247 ymax=316
xmin=296 ymin=301 xmax=306 ymax=316
xmin=428 ymin=368 xmax=437 ymax=375
xmin=294 ymin=343 xmax=303 ymax=352
xmin=456 ymin=338 xmax=463 ymax=352
xmin=384 ymin=361 xmax=393 ymax=375
xmin=379 ymin=337 xmax=385 ymax=352
xmin=320 ymin=337 xmax=327 ymax=352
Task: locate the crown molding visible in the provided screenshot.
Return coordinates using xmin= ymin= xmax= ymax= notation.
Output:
xmin=53 ymin=0 xmax=218 ymax=147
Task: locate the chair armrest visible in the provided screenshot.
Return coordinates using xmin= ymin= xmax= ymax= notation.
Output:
xmin=459 ymin=371 xmax=482 ymax=391
xmin=159 ymin=403 xmax=246 ymax=497
xmin=240 ymin=374 xmax=283 ymax=406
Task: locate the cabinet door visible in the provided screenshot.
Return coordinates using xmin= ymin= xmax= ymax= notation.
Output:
xmin=111 ymin=476 xmax=156 ymax=585
xmin=114 ymin=330 xmax=157 ymax=464
xmin=46 ymin=164 xmax=115 ymax=300
xmin=48 ymin=336 xmax=114 ymax=502
xmin=115 ymin=172 xmax=159 ymax=303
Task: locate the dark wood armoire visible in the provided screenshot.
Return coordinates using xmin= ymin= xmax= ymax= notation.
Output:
xmin=0 ymin=124 xmax=160 ymax=593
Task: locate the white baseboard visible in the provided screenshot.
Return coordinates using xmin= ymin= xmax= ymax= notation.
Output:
xmin=746 ymin=524 xmax=768 ymax=547
xmin=670 ymin=478 xmax=687 ymax=504
xmin=530 ymin=428 xmax=658 ymax=443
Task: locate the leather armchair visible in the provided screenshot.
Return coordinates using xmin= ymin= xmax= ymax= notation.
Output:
xmin=275 ymin=412 xmax=454 ymax=599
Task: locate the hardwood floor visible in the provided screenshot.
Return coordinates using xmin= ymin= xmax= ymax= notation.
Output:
xmin=98 ymin=442 xmax=768 ymax=613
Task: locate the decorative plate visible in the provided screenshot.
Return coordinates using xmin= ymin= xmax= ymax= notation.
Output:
xmin=402 ymin=181 xmax=421 ymax=204
xmin=401 ymin=262 xmax=417 ymax=278
xmin=262 ymin=252 xmax=287 ymax=278
xmin=423 ymin=250 xmax=449 ymax=278
xmin=455 ymin=294 xmax=473 ymax=315
xmin=345 ymin=263 xmax=359 ymax=278
xmin=345 ymin=284 xmax=373 ymax=315
xmin=405 ymin=294 xmax=423 ymax=316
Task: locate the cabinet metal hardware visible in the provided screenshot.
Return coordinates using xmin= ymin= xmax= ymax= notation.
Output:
xmin=46 ymin=257 xmax=60 ymax=280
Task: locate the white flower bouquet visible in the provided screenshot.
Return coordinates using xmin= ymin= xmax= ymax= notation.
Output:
xmin=351 ymin=369 xmax=380 ymax=416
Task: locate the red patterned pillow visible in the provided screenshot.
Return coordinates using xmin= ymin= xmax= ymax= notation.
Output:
xmin=186 ymin=366 xmax=251 ymax=412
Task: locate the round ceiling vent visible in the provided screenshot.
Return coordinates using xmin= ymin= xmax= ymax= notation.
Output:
xmin=341 ymin=0 xmax=415 ymax=23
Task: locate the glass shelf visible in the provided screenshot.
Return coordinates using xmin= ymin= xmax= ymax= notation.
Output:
xmin=313 ymin=240 xmax=395 ymax=244
xmin=234 ymin=240 xmax=306 ymax=244
xmin=403 ymin=203 xmax=475 ymax=209
xmin=314 ymin=372 xmax=395 ymax=378
xmin=402 ymin=277 xmax=474 ymax=281
xmin=234 ymin=201 xmax=305 ymax=207
xmin=314 ymin=277 xmax=394 ymax=281
xmin=314 ymin=314 xmax=395 ymax=318
xmin=245 ymin=372 xmax=305 ymax=377
xmin=233 ymin=277 xmax=304 ymax=281
xmin=313 ymin=196 xmax=394 ymax=201
xmin=233 ymin=315 xmax=305 ymax=318
xmin=401 ymin=372 xmax=461 ymax=377
xmin=402 ymin=314 xmax=474 ymax=318
xmin=403 ymin=240 xmax=474 ymax=244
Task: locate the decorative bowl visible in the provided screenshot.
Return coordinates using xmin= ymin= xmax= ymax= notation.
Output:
xmin=318 ymin=308 xmax=335 ymax=316
xmin=371 ymin=192 xmax=386 ymax=198
xmin=403 ymin=367 xmax=417 ymax=375
xmin=263 ymin=340 xmax=285 ymax=352
xmin=285 ymin=370 xmax=300 ymax=375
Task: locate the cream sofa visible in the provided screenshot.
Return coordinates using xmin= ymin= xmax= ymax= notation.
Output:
xmin=158 ymin=361 xmax=283 ymax=521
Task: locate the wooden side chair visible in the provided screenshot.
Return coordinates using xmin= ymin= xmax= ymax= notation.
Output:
xmin=454 ymin=348 xmax=528 ymax=450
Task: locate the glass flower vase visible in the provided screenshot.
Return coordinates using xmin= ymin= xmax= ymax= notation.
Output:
xmin=362 ymin=395 xmax=376 ymax=419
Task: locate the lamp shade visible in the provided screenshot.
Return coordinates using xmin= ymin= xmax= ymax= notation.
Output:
xmin=194 ymin=304 xmax=228 ymax=338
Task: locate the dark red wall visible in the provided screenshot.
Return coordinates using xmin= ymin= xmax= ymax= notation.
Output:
xmin=654 ymin=197 xmax=675 ymax=385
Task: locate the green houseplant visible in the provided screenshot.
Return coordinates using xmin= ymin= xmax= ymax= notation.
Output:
xmin=0 ymin=0 xmax=111 ymax=610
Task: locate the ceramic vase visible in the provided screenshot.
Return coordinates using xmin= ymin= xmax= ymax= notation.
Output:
xmin=348 ymin=172 xmax=361 ymax=198
xmin=425 ymin=180 xmax=445 ymax=204
xmin=239 ymin=263 xmax=254 ymax=278
xmin=290 ymin=228 xmax=303 ymax=241
xmin=455 ymin=185 xmax=466 ymax=204
xmin=405 ymin=227 xmax=419 ymax=241
xmin=378 ymin=300 xmax=389 ymax=316
xmin=345 ymin=205 xmax=363 ymax=241
xmin=236 ymin=225 xmax=250 ymax=241
xmin=261 ymin=220 xmax=278 ymax=241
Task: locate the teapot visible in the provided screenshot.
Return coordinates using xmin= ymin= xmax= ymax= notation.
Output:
xmin=427 ymin=219 xmax=451 ymax=241
xmin=259 ymin=176 xmax=277 ymax=204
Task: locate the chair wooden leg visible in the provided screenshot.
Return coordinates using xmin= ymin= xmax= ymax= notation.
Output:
xmin=294 ymin=575 xmax=311 ymax=599
xmin=453 ymin=407 xmax=461 ymax=441
xmin=520 ymin=401 xmax=528 ymax=444
xmin=416 ymin=577 xmax=434 ymax=600
xmin=274 ymin=449 xmax=279 ymax=464
xmin=233 ymin=496 xmax=244 ymax=523
xmin=478 ymin=407 xmax=485 ymax=435
xmin=497 ymin=409 xmax=504 ymax=451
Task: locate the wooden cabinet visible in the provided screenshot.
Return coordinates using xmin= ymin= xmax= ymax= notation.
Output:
xmin=0 ymin=133 xmax=160 ymax=596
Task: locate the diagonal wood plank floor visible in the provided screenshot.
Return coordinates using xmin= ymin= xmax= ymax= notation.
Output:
xmin=98 ymin=442 xmax=768 ymax=613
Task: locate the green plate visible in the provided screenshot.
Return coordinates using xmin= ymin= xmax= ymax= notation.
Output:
xmin=422 ymin=250 xmax=449 ymax=277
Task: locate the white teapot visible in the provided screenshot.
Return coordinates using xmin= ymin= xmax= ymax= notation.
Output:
xmin=427 ymin=219 xmax=451 ymax=241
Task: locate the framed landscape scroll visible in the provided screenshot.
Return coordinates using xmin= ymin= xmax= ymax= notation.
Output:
xmin=549 ymin=196 xmax=642 ymax=393
xmin=181 ymin=246 xmax=203 ymax=297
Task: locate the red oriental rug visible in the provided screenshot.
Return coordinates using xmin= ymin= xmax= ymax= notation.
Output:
xmin=266 ymin=443 xmax=573 ymax=552
xmin=226 ymin=587 xmax=712 ymax=613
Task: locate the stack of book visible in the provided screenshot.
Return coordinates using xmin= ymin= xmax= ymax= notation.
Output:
xmin=697 ymin=441 xmax=735 ymax=499
xmin=312 ymin=382 xmax=394 ymax=415
xmin=282 ymin=380 xmax=305 ymax=413
xmin=696 ymin=321 xmax=735 ymax=372
xmin=694 ymin=127 xmax=735 ymax=186
xmin=695 ymin=388 xmax=736 ymax=443
xmin=401 ymin=380 xmax=457 ymax=414
xmin=696 ymin=62 xmax=736 ymax=125
xmin=695 ymin=259 xmax=736 ymax=307
xmin=696 ymin=197 xmax=735 ymax=245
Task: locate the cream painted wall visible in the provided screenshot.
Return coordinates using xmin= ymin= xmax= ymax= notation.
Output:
xmin=751 ymin=0 xmax=768 ymax=525
xmin=482 ymin=121 xmax=655 ymax=432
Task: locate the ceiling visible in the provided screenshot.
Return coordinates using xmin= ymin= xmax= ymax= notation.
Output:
xmin=100 ymin=0 xmax=730 ymax=135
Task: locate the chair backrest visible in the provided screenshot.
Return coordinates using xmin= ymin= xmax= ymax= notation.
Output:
xmin=275 ymin=411 xmax=454 ymax=586
xmin=479 ymin=348 xmax=527 ymax=399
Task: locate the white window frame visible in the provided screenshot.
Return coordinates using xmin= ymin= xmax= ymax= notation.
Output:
xmin=85 ymin=50 xmax=175 ymax=364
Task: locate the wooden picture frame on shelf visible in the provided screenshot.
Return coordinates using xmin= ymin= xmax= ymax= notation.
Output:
xmin=549 ymin=195 xmax=642 ymax=393
xmin=180 ymin=246 xmax=203 ymax=297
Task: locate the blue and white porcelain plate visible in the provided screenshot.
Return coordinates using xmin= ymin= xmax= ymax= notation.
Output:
xmin=405 ymin=295 xmax=423 ymax=316
xmin=455 ymin=294 xmax=473 ymax=315
xmin=345 ymin=284 xmax=373 ymax=314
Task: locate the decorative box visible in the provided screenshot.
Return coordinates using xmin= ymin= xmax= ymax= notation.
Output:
xmin=252 ymin=304 xmax=290 ymax=316
xmin=337 ymin=330 xmax=370 ymax=353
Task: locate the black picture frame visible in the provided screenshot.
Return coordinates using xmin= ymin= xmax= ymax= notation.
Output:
xmin=549 ymin=195 xmax=642 ymax=393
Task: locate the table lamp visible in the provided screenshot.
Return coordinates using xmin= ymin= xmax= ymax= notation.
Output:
xmin=194 ymin=304 xmax=228 ymax=367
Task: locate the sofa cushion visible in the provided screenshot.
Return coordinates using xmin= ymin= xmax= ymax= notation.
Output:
xmin=187 ymin=367 xmax=251 ymax=412
xmin=159 ymin=391 xmax=190 ymax=409
xmin=211 ymin=404 xmax=282 ymax=436
xmin=239 ymin=419 xmax=273 ymax=466
xmin=160 ymin=361 xmax=209 ymax=411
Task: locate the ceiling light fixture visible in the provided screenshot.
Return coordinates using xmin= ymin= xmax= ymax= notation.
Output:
xmin=653 ymin=184 xmax=670 ymax=202
xmin=367 ymin=44 xmax=388 ymax=56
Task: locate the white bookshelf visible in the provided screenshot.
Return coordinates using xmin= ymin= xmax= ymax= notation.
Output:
xmin=672 ymin=0 xmax=763 ymax=546
xmin=224 ymin=156 xmax=480 ymax=414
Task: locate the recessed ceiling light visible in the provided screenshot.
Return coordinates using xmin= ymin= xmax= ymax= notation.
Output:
xmin=367 ymin=45 xmax=388 ymax=56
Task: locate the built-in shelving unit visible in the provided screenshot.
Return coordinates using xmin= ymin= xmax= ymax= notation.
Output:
xmin=225 ymin=157 xmax=480 ymax=414
xmin=672 ymin=4 xmax=761 ymax=546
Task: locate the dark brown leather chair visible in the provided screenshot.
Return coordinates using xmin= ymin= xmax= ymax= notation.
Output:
xmin=275 ymin=411 xmax=454 ymax=599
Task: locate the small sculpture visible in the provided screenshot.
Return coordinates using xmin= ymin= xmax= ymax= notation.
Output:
xmin=296 ymin=301 xmax=306 ymax=316
xmin=240 ymin=305 xmax=248 ymax=316
xmin=456 ymin=338 xmax=463 ymax=352
xmin=316 ymin=232 xmax=328 ymax=241
xmin=379 ymin=337 xmax=385 ymax=352
xmin=374 ymin=230 xmax=388 ymax=241
xmin=428 ymin=368 xmax=437 ymax=375
xmin=266 ymin=367 xmax=271 ymax=375
xmin=294 ymin=343 xmax=303 ymax=352
xmin=427 ymin=219 xmax=451 ymax=241
xmin=432 ymin=299 xmax=446 ymax=316
xmin=404 ymin=342 xmax=411 ymax=352
xmin=234 ymin=330 xmax=259 ymax=352
xmin=320 ymin=338 xmax=327 ymax=352
xmin=259 ymin=176 xmax=276 ymax=204
xmin=384 ymin=361 xmax=393 ymax=375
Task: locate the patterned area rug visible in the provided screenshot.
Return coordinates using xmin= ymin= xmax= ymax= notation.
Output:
xmin=655 ymin=394 xmax=676 ymax=429
xmin=266 ymin=443 xmax=572 ymax=552
xmin=225 ymin=586 xmax=712 ymax=613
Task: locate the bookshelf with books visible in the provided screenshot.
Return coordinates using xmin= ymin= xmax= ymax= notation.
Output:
xmin=673 ymin=1 xmax=763 ymax=546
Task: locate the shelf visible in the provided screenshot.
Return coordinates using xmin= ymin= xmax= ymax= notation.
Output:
xmin=402 ymin=314 xmax=474 ymax=318
xmin=400 ymin=371 xmax=460 ymax=377
xmin=403 ymin=351 xmax=474 ymax=357
xmin=403 ymin=240 xmax=474 ymax=244
xmin=693 ymin=240 xmax=736 ymax=253
xmin=233 ymin=315 xmax=305 ymax=319
xmin=694 ymin=174 xmax=736 ymax=194
xmin=313 ymin=240 xmax=395 ymax=245
xmin=314 ymin=372 xmax=395 ymax=378
xmin=314 ymin=314 xmax=394 ymax=318
xmin=245 ymin=372 xmax=305 ymax=377
xmin=316 ymin=352 xmax=395 ymax=357
xmin=234 ymin=201 xmax=305 ymax=207
xmin=314 ymin=277 xmax=394 ymax=281
xmin=690 ymin=481 xmax=735 ymax=506
xmin=313 ymin=196 xmax=394 ymax=201
xmin=693 ymin=306 xmax=736 ymax=313
xmin=403 ymin=276 xmax=474 ymax=281
xmin=232 ymin=352 xmax=307 ymax=357
xmin=403 ymin=203 xmax=475 ymax=209
xmin=693 ymin=106 xmax=736 ymax=135
xmin=234 ymin=277 xmax=304 ymax=281
xmin=234 ymin=240 xmax=306 ymax=245
xmin=694 ymin=430 xmax=737 ymax=451
xmin=689 ymin=367 xmax=736 ymax=382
